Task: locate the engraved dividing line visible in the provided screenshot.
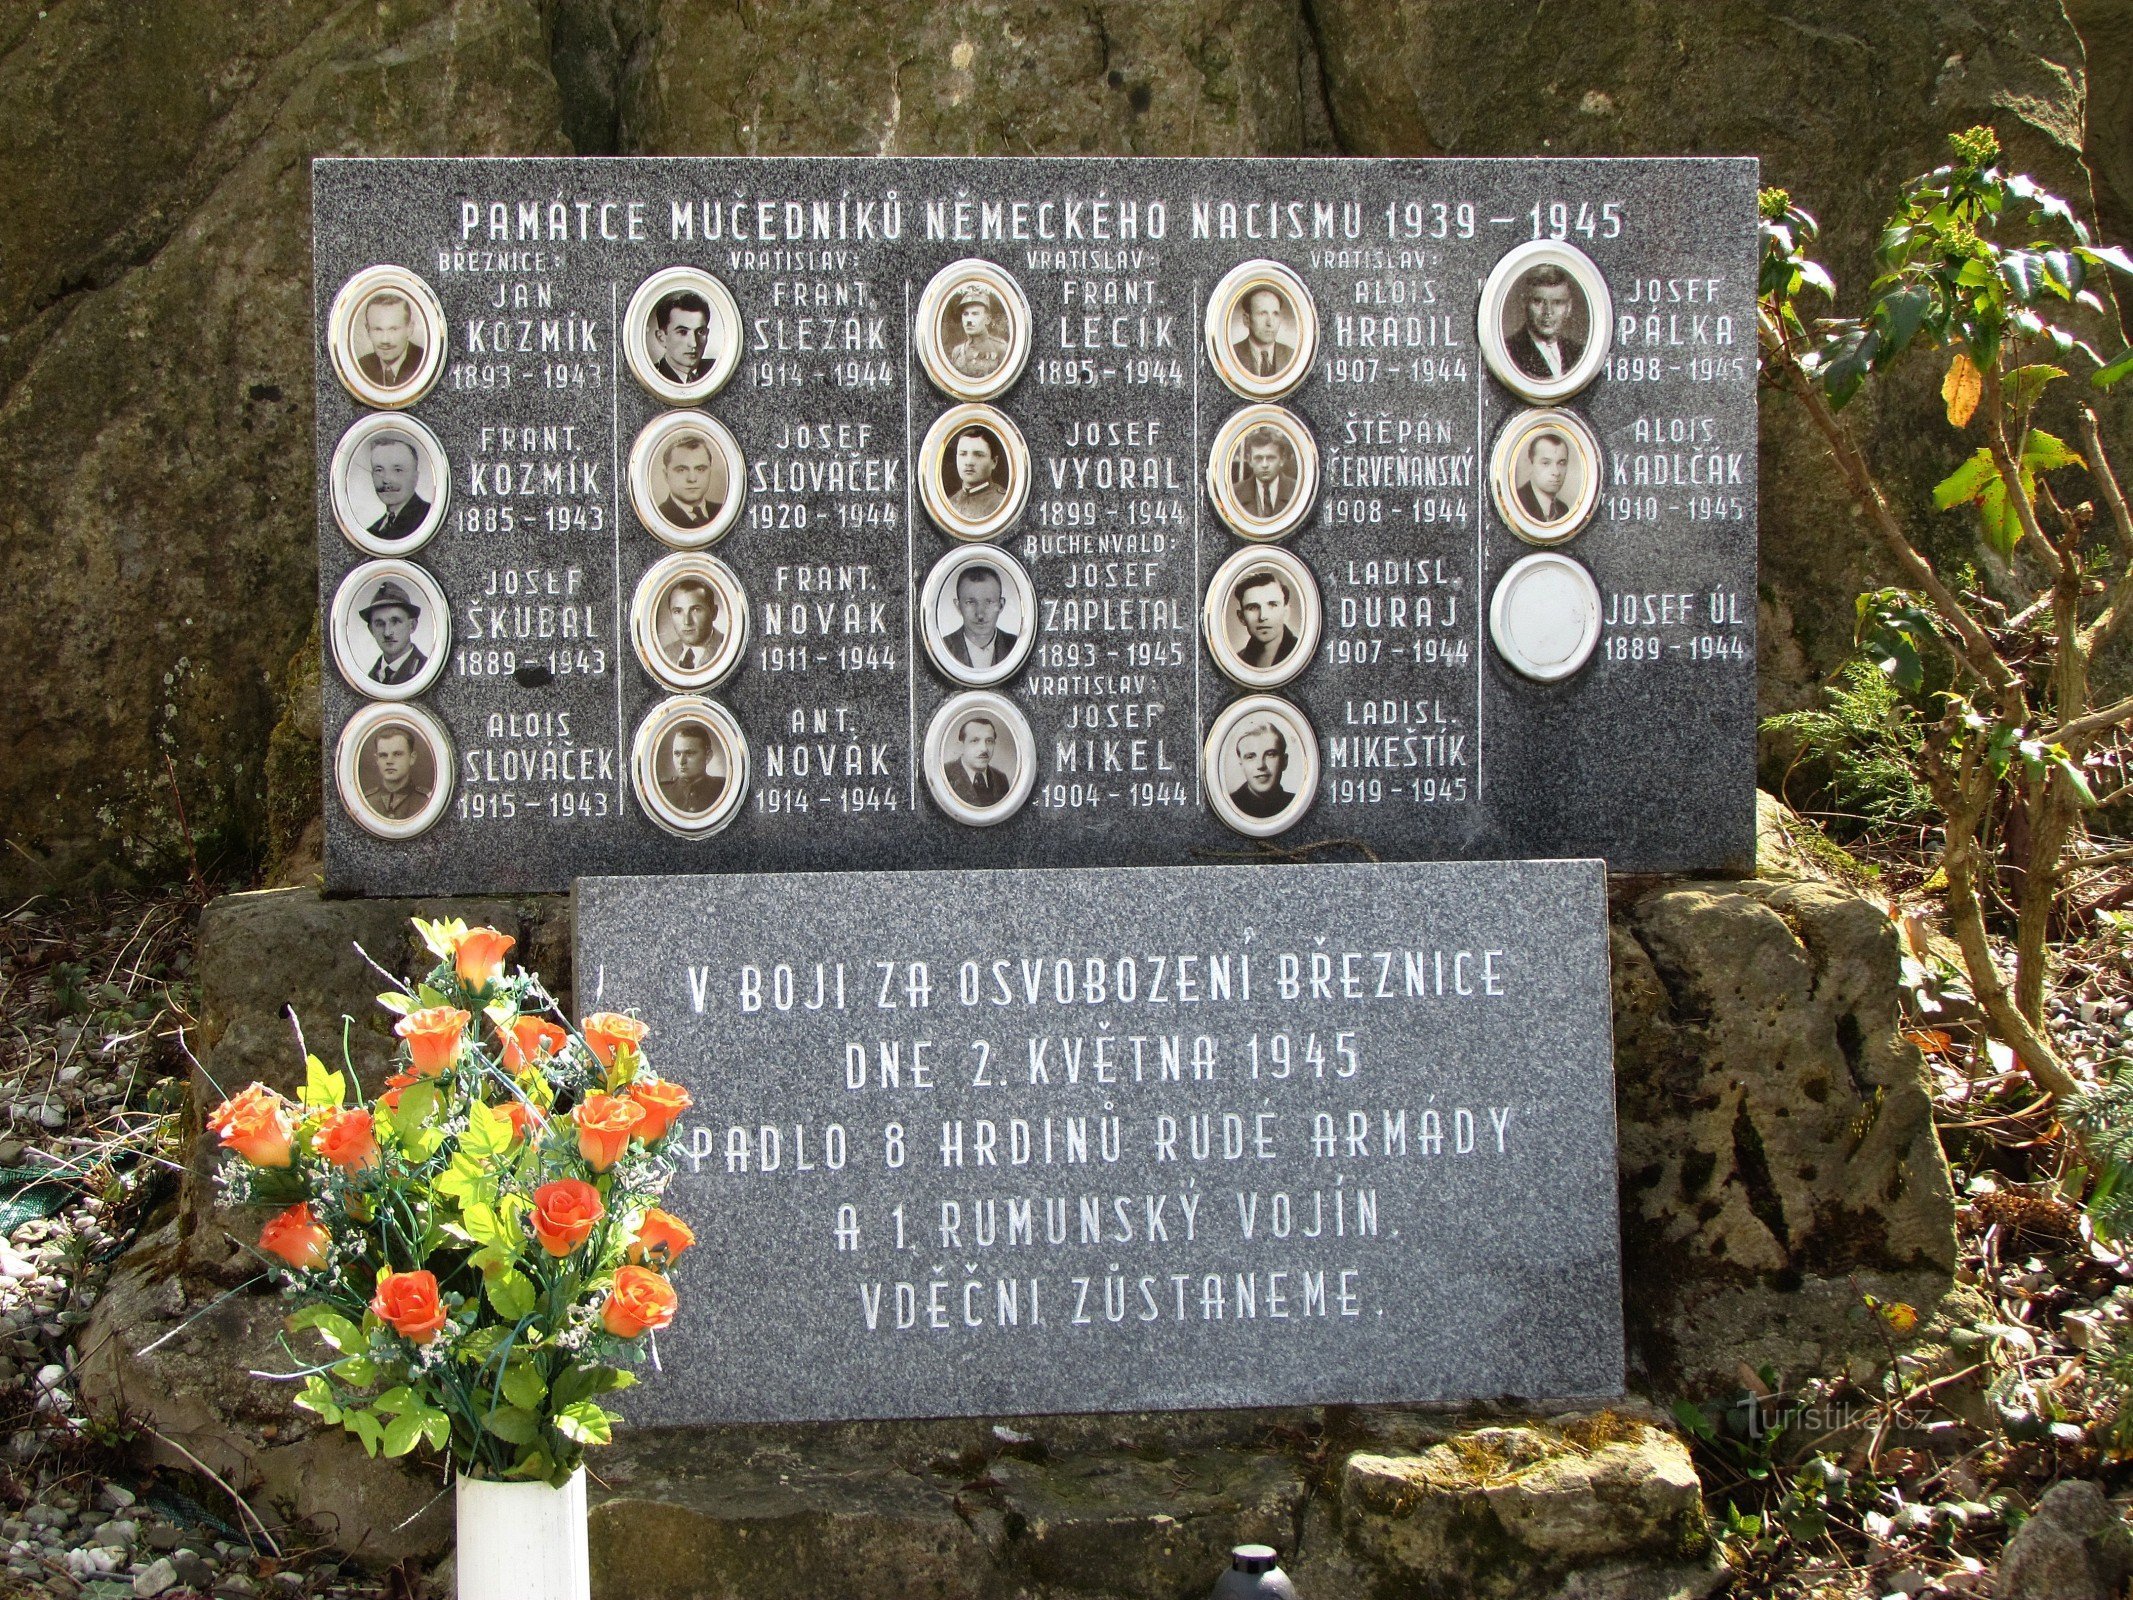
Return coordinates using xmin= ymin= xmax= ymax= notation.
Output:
xmin=611 ymin=279 xmax=626 ymax=808
xmin=1191 ymin=276 xmax=1202 ymax=810
xmin=905 ymin=276 xmax=917 ymax=811
xmin=1473 ymin=276 xmax=1485 ymax=803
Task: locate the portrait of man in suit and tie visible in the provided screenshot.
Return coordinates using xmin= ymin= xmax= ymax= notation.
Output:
xmin=359 ymin=723 xmax=435 ymax=822
xmin=1505 ymin=264 xmax=1587 ymax=383
xmin=1231 ymin=569 xmax=1300 ymax=671
xmin=939 ymin=563 xmax=1018 ymax=672
xmin=649 ymin=289 xmax=714 ymax=388
xmin=656 ymin=432 xmax=724 ymax=531
xmin=658 ymin=576 xmax=726 ymax=674
xmin=360 ymin=580 xmax=428 ymax=687
xmin=1516 ymin=430 xmax=1577 ymax=525
xmin=355 ymin=291 xmax=426 ymax=391
xmin=944 ymin=714 xmax=1012 ymax=809
xmin=1232 ymin=427 xmax=1298 ymax=522
xmin=657 ymin=721 xmax=726 ymax=815
xmin=1232 ymin=286 xmax=1297 ymax=380
xmin=362 ymin=432 xmax=432 ymax=545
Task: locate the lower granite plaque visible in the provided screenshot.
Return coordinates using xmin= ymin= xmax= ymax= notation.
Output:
xmin=576 ymin=858 xmax=1622 ymax=1423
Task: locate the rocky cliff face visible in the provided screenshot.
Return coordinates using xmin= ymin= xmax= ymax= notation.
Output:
xmin=0 ymin=1 xmax=2114 ymax=887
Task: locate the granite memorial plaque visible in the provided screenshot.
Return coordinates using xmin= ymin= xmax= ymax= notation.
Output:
xmin=319 ymin=157 xmax=1759 ymax=893
xmin=575 ymin=858 xmax=1621 ymax=1422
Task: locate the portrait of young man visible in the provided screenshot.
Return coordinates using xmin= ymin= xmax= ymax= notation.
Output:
xmin=944 ymin=426 xmax=1008 ymax=522
xmin=1516 ymin=430 xmax=1577 ymax=524
xmin=660 ymin=576 xmax=725 ymax=672
xmin=649 ymin=288 xmax=713 ymax=387
xmin=356 ymin=291 xmax=425 ymax=390
xmin=1232 ymin=285 xmax=1296 ymax=379
xmin=359 ymin=579 xmax=427 ymax=687
xmin=362 ymin=432 xmax=431 ymax=545
xmin=657 ymin=432 xmax=723 ymax=530
xmin=1232 ymin=570 xmax=1299 ymax=669
xmin=659 ymin=722 xmax=725 ymax=814
xmin=1228 ymin=716 xmax=1295 ymax=820
xmin=944 ymin=714 xmax=1011 ymax=807
xmin=1234 ymin=427 xmax=1297 ymax=520
xmin=946 ymin=284 xmax=1010 ymax=382
xmin=360 ymin=724 xmax=433 ymax=820
xmin=1506 ymin=264 xmax=1585 ymax=382
xmin=939 ymin=563 xmax=1017 ymax=670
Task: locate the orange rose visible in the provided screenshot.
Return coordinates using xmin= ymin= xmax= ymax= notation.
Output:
xmin=207 ymin=1084 xmax=294 ymax=1168
xmin=601 ymin=1265 xmax=677 ymax=1338
xmin=628 ymin=1206 xmax=695 ymax=1266
xmin=311 ymin=1107 xmax=379 ymax=1171
xmin=396 ymin=1007 xmax=470 ymax=1077
xmin=580 ymin=1012 xmax=648 ymax=1069
xmin=454 ymin=928 xmax=516 ymax=991
xmin=259 ymin=1203 xmax=329 ymax=1271
xmin=502 ymin=1097 xmax=546 ymax=1146
xmin=626 ymin=1079 xmax=692 ymax=1142
xmin=371 ymin=1268 xmax=449 ymax=1344
xmin=497 ymin=1015 xmax=568 ymax=1072
xmin=531 ymin=1179 xmax=605 ymax=1257
xmin=572 ymin=1092 xmax=645 ymax=1172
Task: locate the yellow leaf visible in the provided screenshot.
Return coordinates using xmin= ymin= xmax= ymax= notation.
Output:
xmin=1879 ymin=1301 xmax=1919 ymax=1335
xmin=1944 ymin=352 xmax=1982 ymax=427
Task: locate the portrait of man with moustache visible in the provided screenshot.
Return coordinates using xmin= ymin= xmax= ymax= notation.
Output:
xmin=355 ymin=291 xmax=426 ymax=390
xmin=946 ymin=284 xmax=1011 ymax=382
xmin=944 ymin=713 xmax=1011 ymax=808
xmin=939 ymin=563 xmax=1018 ymax=671
xmin=361 ymin=431 xmax=431 ymax=545
xmin=358 ymin=579 xmax=427 ymax=687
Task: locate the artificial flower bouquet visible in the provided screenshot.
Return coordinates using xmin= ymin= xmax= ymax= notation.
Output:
xmin=204 ymin=918 xmax=694 ymax=1485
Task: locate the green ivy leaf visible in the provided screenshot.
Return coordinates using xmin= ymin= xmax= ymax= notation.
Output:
xmin=289 ymin=1305 xmax=365 ymax=1355
xmin=332 ymin=1355 xmax=377 ymax=1387
xmin=347 ymin=1410 xmax=386 ymax=1458
xmin=294 ymin=1375 xmax=342 ymax=1424
xmin=382 ymin=1411 xmax=426 ymax=1458
xmin=299 ymin=1054 xmax=347 ymax=1110
xmin=421 ymin=1409 xmax=451 ymax=1453
xmin=463 ymin=1100 xmax=514 ymax=1161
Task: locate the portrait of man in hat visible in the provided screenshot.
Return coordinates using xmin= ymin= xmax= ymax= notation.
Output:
xmin=1231 ymin=569 xmax=1299 ymax=670
xmin=656 ymin=431 xmax=723 ymax=531
xmin=649 ymin=288 xmax=713 ymax=387
xmin=944 ymin=714 xmax=1011 ymax=808
xmin=1231 ymin=285 xmax=1296 ymax=380
xmin=660 ymin=575 xmax=725 ymax=673
xmin=1232 ymin=426 xmax=1298 ymax=521
xmin=658 ymin=721 xmax=725 ymax=814
xmin=360 ymin=723 xmax=433 ymax=821
xmin=356 ymin=291 xmax=426 ymax=390
xmin=1228 ymin=716 xmax=1294 ymax=820
xmin=363 ymin=431 xmax=431 ymax=545
xmin=944 ymin=426 xmax=1008 ymax=522
xmin=939 ymin=563 xmax=1017 ymax=671
xmin=360 ymin=579 xmax=427 ymax=686
xmin=946 ymin=284 xmax=1010 ymax=382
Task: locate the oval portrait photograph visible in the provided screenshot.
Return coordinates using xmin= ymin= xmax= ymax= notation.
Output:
xmin=1489 ymin=408 xmax=1602 ymax=545
xmin=1489 ymin=550 xmax=1603 ymax=683
xmin=630 ymin=695 xmax=749 ymax=839
xmin=628 ymin=411 xmax=747 ymax=549
xmin=1203 ymin=546 xmax=1321 ymax=690
xmin=330 ymin=413 xmax=450 ymax=557
xmin=919 ymin=403 xmax=1029 ymax=542
xmin=336 ymin=701 xmax=454 ymax=841
xmin=623 ymin=267 xmax=743 ymax=405
xmin=1203 ymin=694 xmax=1318 ymax=839
xmin=328 ymin=265 xmax=447 ymax=409
xmin=329 ymin=558 xmax=450 ymax=702
xmin=916 ymin=260 xmax=1032 ymax=402
xmin=1205 ymin=259 xmax=1318 ymax=401
xmin=1207 ymin=404 xmax=1318 ymax=542
xmin=631 ymin=552 xmax=748 ymax=692
xmin=921 ymin=545 xmax=1036 ymax=688
xmin=1478 ymin=239 xmax=1612 ymax=403
xmin=923 ymin=691 xmax=1036 ymax=827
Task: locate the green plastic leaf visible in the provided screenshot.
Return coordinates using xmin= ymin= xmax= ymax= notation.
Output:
xmin=375 ymin=991 xmax=415 ymax=1016
xmin=294 ymin=1375 xmax=343 ymax=1423
xmin=482 ymin=1406 xmax=541 ymax=1445
xmin=332 ymin=1355 xmax=377 ymax=1387
xmin=486 ymin=1268 xmax=538 ymax=1322
xmin=502 ymin=1360 xmax=548 ymax=1412
xmin=422 ymin=1409 xmax=451 ymax=1452
xmin=505 ymin=1446 xmax=558 ymax=1482
xmin=551 ymin=1401 xmax=614 ymax=1446
xmin=464 ymin=1099 xmax=514 ymax=1160
xmin=300 ymin=1054 xmax=347 ymax=1110
xmin=371 ymin=1385 xmax=416 ymax=1416
xmin=382 ymin=1411 xmax=425 ymax=1457
xmin=347 ymin=1410 xmax=386 ymax=1458
xmin=289 ymin=1306 xmax=363 ymax=1355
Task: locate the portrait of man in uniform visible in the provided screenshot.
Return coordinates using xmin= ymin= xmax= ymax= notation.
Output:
xmin=1232 ymin=285 xmax=1297 ymax=379
xmin=1228 ymin=716 xmax=1295 ymax=820
xmin=649 ymin=289 xmax=713 ymax=387
xmin=939 ymin=563 xmax=1017 ymax=671
xmin=360 ymin=723 xmax=434 ymax=821
xmin=356 ymin=291 xmax=426 ymax=390
xmin=362 ymin=432 xmax=431 ymax=545
xmin=1232 ymin=427 xmax=1298 ymax=521
xmin=944 ymin=714 xmax=1011 ymax=808
xmin=1516 ymin=430 xmax=1576 ymax=524
xmin=360 ymin=579 xmax=428 ymax=687
xmin=656 ymin=432 xmax=724 ymax=531
xmin=658 ymin=721 xmax=726 ymax=814
xmin=946 ymin=284 xmax=1010 ymax=382
xmin=944 ymin=426 xmax=1009 ymax=523
xmin=659 ymin=576 xmax=725 ymax=673
xmin=1505 ymin=264 xmax=1586 ymax=382
xmin=1232 ymin=570 xmax=1299 ymax=669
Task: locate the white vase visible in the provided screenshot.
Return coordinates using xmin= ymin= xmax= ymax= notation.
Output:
xmin=455 ymin=1467 xmax=590 ymax=1600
